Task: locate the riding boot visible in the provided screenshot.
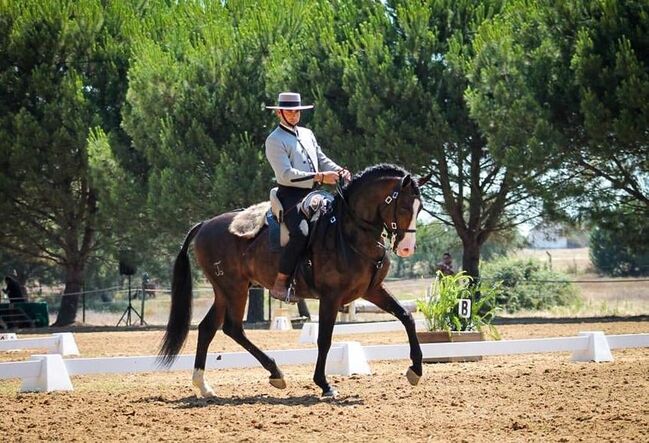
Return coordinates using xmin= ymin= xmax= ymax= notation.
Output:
xmin=270 ymin=272 xmax=299 ymax=304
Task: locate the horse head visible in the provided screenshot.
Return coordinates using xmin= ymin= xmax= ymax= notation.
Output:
xmin=379 ymin=174 xmax=423 ymax=257
xmin=340 ymin=164 xmax=426 ymax=258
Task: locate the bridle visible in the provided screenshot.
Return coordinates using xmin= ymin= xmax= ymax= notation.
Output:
xmin=334 ymin=174 xmax=419 ymax=252
xmin=332 ymin=173 xmax=419 ymax=290
xmin=379 ymin=176 xmax=420 ymax=248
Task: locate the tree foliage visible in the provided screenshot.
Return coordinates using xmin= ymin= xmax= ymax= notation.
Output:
xmin=2 ymin=0 xmax=648 ymax=323
xmin=0 ymin=0 xmax=145 ymax=324
xmin=250 ymin=0 xmax=537 ymax=279
xmin=123 ymin=0 xmax=312 ymax=248
xmin=467 ymin=0 xmax=649 ymax=215
xmin=590 ymin=207 xmax=649 ymax=277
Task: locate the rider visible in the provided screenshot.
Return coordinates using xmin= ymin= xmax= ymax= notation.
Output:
xmin=265 ymin=92 xmax=351 ymax=303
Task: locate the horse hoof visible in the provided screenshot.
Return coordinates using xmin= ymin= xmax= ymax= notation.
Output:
xmin=202 ymin=389 xmax=216 ymax=398
xmin=406 ymin=367 xmax=421 ymax=386
xmin=321 ymin=388 xmax=338 ymax=399
xmin=269 ymin=378 xmax=287 ymax=389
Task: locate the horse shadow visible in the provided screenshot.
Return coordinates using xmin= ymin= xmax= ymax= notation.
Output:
xmin=140 ymin=393 xmax=365 ymax=409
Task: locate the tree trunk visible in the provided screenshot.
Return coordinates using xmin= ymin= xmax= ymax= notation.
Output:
xmin=395 ymin=257 xmax=404 ymax=278
xmin=461 ymin=237 xmax=481 ymax=280
xmin=13 ymin=270 xmax=29 ymax=301
xmin=53 ymin=266 xmax=84 ymax=327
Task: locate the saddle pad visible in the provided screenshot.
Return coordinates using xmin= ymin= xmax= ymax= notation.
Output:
xmin=266 ymin=209 xmax=286 ymax=252
xmin=228 ymin=201 xmax=270 ymax=238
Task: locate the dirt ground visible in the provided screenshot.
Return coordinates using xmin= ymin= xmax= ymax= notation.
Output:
xmin=1 ymin=321 xmax=648 ymax=442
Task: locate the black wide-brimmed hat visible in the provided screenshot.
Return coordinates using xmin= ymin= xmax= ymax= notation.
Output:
xmin=266 ymin=92 xmax=314 ymax=110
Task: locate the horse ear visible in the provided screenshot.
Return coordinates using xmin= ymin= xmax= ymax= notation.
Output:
xmin=401 ymin=175 xmax=412 ymax=187
xmin=417 ymin=171 xmax=433 ymax=187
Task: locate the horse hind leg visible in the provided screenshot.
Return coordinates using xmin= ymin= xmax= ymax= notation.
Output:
xmin=221 ymin=290 xmax=286 ymax=389
xmin=192 ymin=300 xmax=225 ymax=397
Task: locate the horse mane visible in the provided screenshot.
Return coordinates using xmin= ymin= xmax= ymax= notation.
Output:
xmin=341 ymin=163 xmax=413 ymax=200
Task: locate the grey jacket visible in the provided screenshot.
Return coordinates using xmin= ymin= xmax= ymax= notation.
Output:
xmin=265 ymin=124 xmax=341 ymax=189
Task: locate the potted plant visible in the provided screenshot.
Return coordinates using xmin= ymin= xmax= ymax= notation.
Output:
xmin=416 ymin=271 xmax=501 ymax=362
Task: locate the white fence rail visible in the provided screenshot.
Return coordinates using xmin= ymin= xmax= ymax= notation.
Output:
xmin=606 ymin=333 xmax=649 ymax=349
xmin=339 ymin=300 xmax=418 ymax=321
xmin=0 ymin=333 xmax=79 ymax=356
xmin=0 ymin=332 xmax=647 ymax=393
xmin=300 ymin=320 xmax=427 ymax=343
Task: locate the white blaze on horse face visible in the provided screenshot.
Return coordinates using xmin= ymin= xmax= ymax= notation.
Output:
xmin=396 ymin=199 xmax=420 ymax=257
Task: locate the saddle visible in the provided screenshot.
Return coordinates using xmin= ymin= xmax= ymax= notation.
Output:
xmin=228 ymin=191 xmax=335 ymax=294
xmin=266 ymin=187 xmax=334 ymax=251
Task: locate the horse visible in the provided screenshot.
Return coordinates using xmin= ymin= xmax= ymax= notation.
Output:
xmin=159 ymin=163 xmax=430 ymax=398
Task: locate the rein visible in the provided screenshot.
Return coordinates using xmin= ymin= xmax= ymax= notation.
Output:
xmin=332 ymin=175 xmax=414 ymax=289
xmin=332 ymin=195 xmax=387 ymax=290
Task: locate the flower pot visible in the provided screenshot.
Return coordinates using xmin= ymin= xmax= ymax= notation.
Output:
xmin=417 ymin=330 xmax=485 ymax=363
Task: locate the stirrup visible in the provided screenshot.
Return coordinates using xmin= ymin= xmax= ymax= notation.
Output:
xmin=272 ymin=283 xmax=299 ymax=304
xmin=284 ymin=284 xmax=300 ymax=304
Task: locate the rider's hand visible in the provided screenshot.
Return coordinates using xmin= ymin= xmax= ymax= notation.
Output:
xmin=339 ymin=168 xmax=352 ymax=182
xmin=319 ymin=171 xmax=340 ymax=185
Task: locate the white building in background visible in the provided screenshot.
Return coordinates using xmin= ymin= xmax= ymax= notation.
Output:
xmin=527 ymin=223 xmax=568 ymax=249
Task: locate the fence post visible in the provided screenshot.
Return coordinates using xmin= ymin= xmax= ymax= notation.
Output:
xmin=82 ymin=291 xmax=86 ymax=324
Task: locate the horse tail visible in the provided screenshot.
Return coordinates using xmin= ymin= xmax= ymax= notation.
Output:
xmin=158 ymin=221 xmax=204 ymax=366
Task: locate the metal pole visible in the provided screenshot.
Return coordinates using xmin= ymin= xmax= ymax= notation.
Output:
xmin=126 ymin=275 xmax=131 ymax=326
xmin=82 ymin=291 xmax=86 ymax=324
xmin=140 ymin=278 xmax=146 ymax=326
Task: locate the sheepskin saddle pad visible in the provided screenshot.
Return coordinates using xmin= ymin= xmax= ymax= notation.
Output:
xmin=228 ymin=201 xmax=271 ymax=238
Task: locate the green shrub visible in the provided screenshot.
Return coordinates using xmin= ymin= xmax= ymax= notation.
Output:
xmin=481 ymin=257 xmax=580 ymax=313
xmin=417 ymin=272 xmax=501 ymax=339
xmin=589 ymin=209 xmax=649 ymax=276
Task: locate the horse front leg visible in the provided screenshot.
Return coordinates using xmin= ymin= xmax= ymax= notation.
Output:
xmin=313 ymin=297 xmax=339 ymax=398
xmin=363 ymin=284 xmax=423 ymax=385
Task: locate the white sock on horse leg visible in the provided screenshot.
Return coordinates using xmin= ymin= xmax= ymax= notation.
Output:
xmin=192 ymin=368 xmax=216 ymax=397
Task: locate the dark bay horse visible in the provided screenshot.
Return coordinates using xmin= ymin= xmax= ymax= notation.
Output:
xmin=159 ymin=164 xmax=430 ymax=397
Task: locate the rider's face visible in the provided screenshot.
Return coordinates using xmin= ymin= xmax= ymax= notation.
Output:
xmin=277 ymin=109 xmax=300 ymax=127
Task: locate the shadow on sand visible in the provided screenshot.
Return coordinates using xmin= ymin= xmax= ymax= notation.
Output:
xmin=140 ymin=393 xmax=364 ymax=408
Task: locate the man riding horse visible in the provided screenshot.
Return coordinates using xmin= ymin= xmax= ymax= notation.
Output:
xmin=265 ymin=92 xmax=351 ymax=303
xmin=158 ymin=93 xmax=430 ymax=398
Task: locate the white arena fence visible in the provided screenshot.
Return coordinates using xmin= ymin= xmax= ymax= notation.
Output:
xmin=0 ymin=331 xmax=647 ymax=392
xmin=299 ymin=320 xmax=428 ymax=343
xmin=338 ymin=299 xmax=418 ymax=322
xmin=0 ymin=333 xmax=79 ymax=356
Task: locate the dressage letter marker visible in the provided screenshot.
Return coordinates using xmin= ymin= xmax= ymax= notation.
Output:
xmin=458 ymin=299 xmax=471 ymax=319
